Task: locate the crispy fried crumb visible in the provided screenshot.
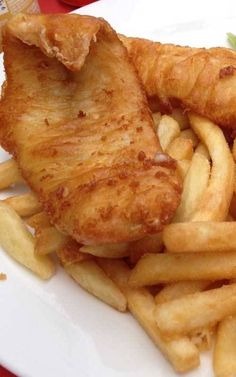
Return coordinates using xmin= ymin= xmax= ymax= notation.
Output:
xmin=0 ymin=273 xmax=7 ymax=280
xmin=219 ymin=65 xmax=236 ymax=79
xmin=138 ymin=151 xmax=146 ymax=161
xmin=78 ymin=110 xmax=86 ymax=118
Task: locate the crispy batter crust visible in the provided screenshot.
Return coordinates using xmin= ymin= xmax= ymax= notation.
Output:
xmin=0 ymin=14 xmax=181 ymax=245
xmin=121 ymin=36 xmax=236 ymax=128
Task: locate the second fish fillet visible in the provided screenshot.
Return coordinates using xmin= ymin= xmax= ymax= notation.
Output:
xmin=122 ymin=36 xmax=236 ymax=129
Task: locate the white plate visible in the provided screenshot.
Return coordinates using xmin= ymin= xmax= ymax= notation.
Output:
xmin=1 ymin=1 xmax=236 ymax=376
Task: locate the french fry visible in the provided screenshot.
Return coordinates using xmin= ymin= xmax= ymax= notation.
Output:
xmin=195 ymin=143 xmax=210 ymax=159
xmin=26 ymin=211 xmax=51 ymax=230
xmin=98 ymin=259 xmax=199 ymax=372
xmin=127 ymin=288 xmax=199 ymax=372
xmin=0 ymin=159 xmax=23 ymax=189
xmin=0 ymin=201 xmax=54 ymax=279
xmin=173 ymin=151 xmax=210 ymax=222
xmin=166 ymin=137 xmax=193 ymax=160
xmin=157 ymin=115 xmax=180 ymax=151
xmin=191 ymin=327 xmax=214 ymax=352
xmin=3 ymin=192 xmax=42 ymax=217
xmin=64 ymin=260 xmax=127 ymax=312
xmin=80 ymin=242 xmax=129 ymax=258
xmin=164 ymin=222 xmax=236 ymax=253
xmin=96 ymin=258 xmax=130 ymax=290
xmin=176 ymin=159 xmax=190 ymax=180
xmin=128 ymin=233 xmax=163 ymax=265
xmin=129 ymin=252 xmax=236 ymax=286
xmin=171 ymin=108 xmax=189 ymax=130
xmin=189 ymin=113 xmax=235 ymax=221
xmin=155 ymin=280 xmax=213 ymax=352
xmin=35 ymin=226 xmax=68 ymax=255
xmin=180 ymin=129 xmax=199 ymax=148
xmin=57 ymin=239 xmax=92 ymax=266
xmin=214 ymin=315 xmax=236 ymax=377
xmin=155 ymin=281 xmax=210 ymax=305
xmin=155 ymin=284 xmax=236 ymax=337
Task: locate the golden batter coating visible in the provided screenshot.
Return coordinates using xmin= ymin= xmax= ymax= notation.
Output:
xmin=121 ymin=35 xmax=236 ymax=129
xmin=0 ymin=14 xmax=181 ymax=245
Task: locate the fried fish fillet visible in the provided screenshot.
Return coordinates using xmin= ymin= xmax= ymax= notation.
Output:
xmin=121 ymin=36 xmax=236 ymax=129
xmin=0 ymin=14 xmax=181 ymax=245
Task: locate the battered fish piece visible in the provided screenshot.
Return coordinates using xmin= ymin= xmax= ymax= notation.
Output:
xmin=0 ymin=14 xmax=181 ymax=245
xmin=121 ymin=36 xmax=236 ymax=129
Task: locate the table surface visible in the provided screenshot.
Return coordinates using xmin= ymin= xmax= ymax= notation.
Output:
xmin=0 ymin=1 xmax=96 ymax=376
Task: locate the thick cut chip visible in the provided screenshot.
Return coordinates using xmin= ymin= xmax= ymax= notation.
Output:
xmin=64 ymin=260 xmax=127 ymax=312
xmin=173 ymin=151 xmax=210 ymax=222
xmin=155 ymin=284 xmax=236 ymax=337
xmin=164 ymin=222 xmax=236 ymax=253
xmin=4 ymin=192 xmax=41 ymax=217
xmin=129 ymin=252 xmax=236 ymax=286
xmin=214 ymin=315 xmax=236 ymax=377
xmin=0 ymin=159 xmax=23 ymax=189
xmin=189 ymin=114 xmax=234 ymax=221
xmin=155 ymin=281 xmax=210 ymax=305
xmin=0 ymin=201 xmax=54 ymax=279
xmin=97 ymin=259 xmax=199 ymax=372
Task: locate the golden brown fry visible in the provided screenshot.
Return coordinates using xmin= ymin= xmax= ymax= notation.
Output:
xmin=180 ymin=129 xmax=199 ymax=148
xmin=157 ymin=115 xmax=180 ymax=151
xmin=173 ymin=151 xmax=210 ymax=222
xmin=35 ymin=226 xmax=68 ymax=255
xmin=176 ymin=159 xmax=190 ymax=180
xmin=155 ymin=284 xmax=236 ymax=337
xmin=195 ymin=143 xmax=210 ymax=159
xmin=164 ymin=222 xmax=236 ymax=253
xmin=96 ymin=258 xmax=130 ymax=290
xmin=129 ymin=252 xmax=236 ymax=286
xmin=214 ymin=315 xmax=236 ymax=377
xmin=65 ymin=260 xmax=127 ymax=312
xmin=0 ymin=201 xmax=54 ymax=279
xmin=128 ymin=233 xmax=163 ymax=265
xmin=26 ymin=211 xmax=51 ymax=230
xmin=191 ymin=327 xmax=214 ymax=352
xmin=98 ymin=258 xmax=199 ymax=372
xmin=155 ymin=281 xmax=210 ymax=305
xmin=155 ymin=279 xmax=213 ymax=352
xmin=189 ymin=114 xmax=235 ymax=221
xmin=0 ymin=158 xmax=23 ymax=189
xmin=80 ymin=242 xmax=129 ymax=258
xmin=127 ymin=288 xmax=199 ymax=372
xmin=166 ymin=137 xmax=193 ymax=160
xmin=3 ymin=192 xmax=42 ymax=217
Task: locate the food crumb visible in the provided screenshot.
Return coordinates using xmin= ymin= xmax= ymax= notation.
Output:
xmin=0 ymin=272 xmax=7 ymax=280
xmin=219 ymin=65 xmax=236 ymax=78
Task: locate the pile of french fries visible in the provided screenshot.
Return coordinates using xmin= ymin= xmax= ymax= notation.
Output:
xmin=2 ymin=111 xmax=236 ymax=376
